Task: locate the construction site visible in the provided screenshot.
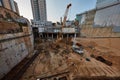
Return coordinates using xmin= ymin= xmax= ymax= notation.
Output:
xmin=0 ymin=0 xmax=120 ymax=80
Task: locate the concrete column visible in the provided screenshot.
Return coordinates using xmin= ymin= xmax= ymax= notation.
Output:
xmin=67 ymin=34 xmax=68 ymax=41
xmin=43 ymin=33 xmax=45 ymax=38
xmin=47 ymin=34 xmax=49 ymax=39
xmin=39 ymin=33 xmax=41 ymax=38
xmin=52 ymin=34 xmax=53 ymax=39
xmin=42 ymin=33 xmax=43 ymax=38
xmin=45 ymin=34 xmax=46 ymax=38
xmin=57 ymin=34 xmax=58 ymax=39
xmin=39 ymin=34 xmax=40 ymax=38
xmin=62 ymin=34 xmax=63 ymax=39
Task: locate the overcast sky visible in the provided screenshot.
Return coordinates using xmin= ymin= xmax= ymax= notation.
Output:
xmin=14 ymin=0 xmax=97 ymax=22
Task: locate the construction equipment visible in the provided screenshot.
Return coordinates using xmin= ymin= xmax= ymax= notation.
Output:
xmin=57 ymin=4 xmax=72 ymax=41
xmin=62 ymin=3 xmax=72 ymax=27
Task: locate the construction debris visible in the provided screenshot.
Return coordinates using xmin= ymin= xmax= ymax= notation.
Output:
xmin=19 ymin=38 xmax=120 ymax=80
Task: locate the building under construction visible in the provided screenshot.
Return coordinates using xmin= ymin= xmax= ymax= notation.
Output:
xmin=0 ymin=0 xmax=120 ymax=80
xmin=32 ymin=3 xmax=80 ymax=40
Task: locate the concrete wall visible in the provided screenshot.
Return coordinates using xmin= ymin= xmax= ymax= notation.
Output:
xmin=2 ymin=0 xmax=11 ymax=10
xmin=0 ymin=1 xmax=2 ymax=6
xmin=14 ymin=1 xmax=19 ymax=15
xmin=0 ymin=21 xmax=21 ymax=33
xmin=0 ymin=6 xmax=19 ymax=19
xmin=81 ymin=27 xmax=120 ymax=37
xmin=80 ymin=8 xmax=120 ymax=37
xmin=96 ymin=0 xmax=120 ymax=9
xmin=0 ymin=28 xmax=34 ymax=79
xmin=9 ymin=0 xmax=16 ymax=12
xmin=0 ymin=9 xmax=34 ymax=79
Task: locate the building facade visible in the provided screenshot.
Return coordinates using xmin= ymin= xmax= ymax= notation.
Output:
xmin=2 ymin=0 xmax=11 ymax=10
xmin=0 ymin=3 xmax=1 ymax=6
xmin=31 ymin=0 xmax=47 ymax=22
xmin=76 ymin=12 xmax=86 ymax=25
xmin=0 ymin=0 xmax=17 ymax=13
xmin=76 ymin=0 xmax=120 ymax=37
xmin=0 ymin=0 xmax=2 ymax=6
xmin=14 ymin=1 xmax=19 ymax=15
xmin=96 ymin=0 xmax=120 ymax=9
xmin=94 ymin=0 xmax=120 ymax=33
xmin=38 ymin=0 xmax=47 ymax=22
xmin=9 ymin=0 xmax=16 ymax=12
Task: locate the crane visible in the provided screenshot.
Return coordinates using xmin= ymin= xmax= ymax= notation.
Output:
xmin=62 ymin=3 xmax=72 ymax=27
xmin=57 ymin=3 xmax=72 ymax=41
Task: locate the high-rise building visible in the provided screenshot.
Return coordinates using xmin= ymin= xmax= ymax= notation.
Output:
xmin=14 ymin=1 xmax=19 ymax=15
xmin=31 ymin=0 xmax=47 ymax=22
xmin=2 ymin=0 xmax=11 ymax=10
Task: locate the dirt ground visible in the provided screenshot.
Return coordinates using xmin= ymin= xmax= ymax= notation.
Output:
xmin=20 ymin=38 xmax=120 ymax=80
xmin=75 ymin=38 xmax=120 ymax=71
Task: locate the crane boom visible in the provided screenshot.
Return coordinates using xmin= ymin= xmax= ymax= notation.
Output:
xmin=57 ymin=3 xmax=72 ymax=41
xmin=63 ymin=3 xmax=72 ymax=27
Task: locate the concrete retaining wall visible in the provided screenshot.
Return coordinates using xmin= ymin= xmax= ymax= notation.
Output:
xmin=0 ymin=26 xmax=34 ymax=79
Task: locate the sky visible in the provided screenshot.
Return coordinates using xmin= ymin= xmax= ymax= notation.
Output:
xmin=14 ymin=0 xmax=97 ymax=22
